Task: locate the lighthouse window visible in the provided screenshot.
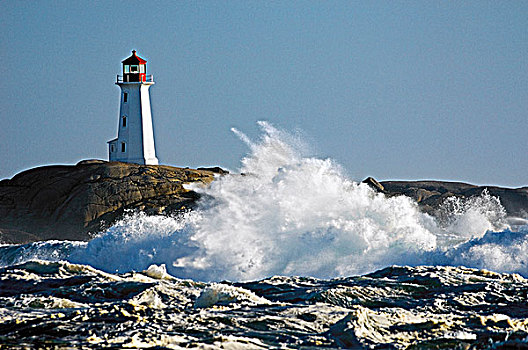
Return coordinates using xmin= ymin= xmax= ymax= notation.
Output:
xmin=122 ymin=116 xmax=127 ymax=127
xmin=124 ymin=65 xmax=130 ymax=74
xmin=123 ymin=93 xmax=127 ymax=103
xmin=121 ymin=142 xmax=126 ymax=152
xmin=130 ymin=65 xmax=138 ymax=73
xmin=140 ymin=65 xmax=145 ymax=73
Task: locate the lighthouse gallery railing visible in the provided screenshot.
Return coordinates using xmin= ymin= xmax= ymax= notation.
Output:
xmin=116 ymin=75 xmax=154 ymax=83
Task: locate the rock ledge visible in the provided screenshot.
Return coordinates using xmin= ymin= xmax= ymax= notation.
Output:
xmin=0 ymin=161 xmax=216 ymax=243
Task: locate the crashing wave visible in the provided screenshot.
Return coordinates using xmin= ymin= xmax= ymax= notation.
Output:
xmin=1 ymin=122 xmax=526 ymax=282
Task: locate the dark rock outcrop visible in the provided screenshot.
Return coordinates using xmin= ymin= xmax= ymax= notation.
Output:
xmin=0 ymin=161 xmax=216 ymax=244
xmin=197 ymin=167 xmax=230 ymax=175
xmin=362 ymin=177 xmax=385 ymax=194
xmin=376 ymin=180 xmax=528 ymax=218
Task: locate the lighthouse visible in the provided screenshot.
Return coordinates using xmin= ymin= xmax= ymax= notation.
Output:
xmin=108 ymin=50 xmax=159 ymax=165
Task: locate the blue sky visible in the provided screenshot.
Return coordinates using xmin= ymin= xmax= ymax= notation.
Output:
xmin=1 ymin=1 xmax=526 ymax=186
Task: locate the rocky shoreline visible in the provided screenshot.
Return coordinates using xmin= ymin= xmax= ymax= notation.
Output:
xmin=363 ymin=177 xmax=528 ymax=218
xmin=1 ymin=161 xmax=526 ymax=244
xmin=0 ymin=161 xmax=218 ymax=244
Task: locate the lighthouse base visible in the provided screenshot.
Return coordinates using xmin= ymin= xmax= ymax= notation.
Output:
xmin=107 ymin=139 xmax=159 ymax=166
xmin=129 ymin=157 xmax=159 ymax=166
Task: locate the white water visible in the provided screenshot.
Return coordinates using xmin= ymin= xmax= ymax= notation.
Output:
xmin=3 ymin=122 xmax=526 ymax=281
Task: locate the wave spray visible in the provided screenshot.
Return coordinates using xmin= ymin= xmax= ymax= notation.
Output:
xmin=10 ymin=122 xmax=525 ymax=281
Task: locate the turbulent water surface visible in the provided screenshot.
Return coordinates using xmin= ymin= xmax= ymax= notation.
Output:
xmin=1 ymin=122 xmax=527 ymax=348
xmin=1 ymin=261 xmax=527 ymax=349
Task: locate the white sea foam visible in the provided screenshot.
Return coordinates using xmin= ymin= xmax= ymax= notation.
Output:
xmin=68 ymin=211 xmax=200 ymax=274
xmin=178 ymin=122 xmax=439 ymax=280
xmin=435 ymin=190 xmax=508 ymax=242
xmin=4 ymin=122 xmax=525 ymax=281
xmin=440 ymin=226 xmax=528 ymax=276
xmin=194 ymin=283 xmax=271 ymax=308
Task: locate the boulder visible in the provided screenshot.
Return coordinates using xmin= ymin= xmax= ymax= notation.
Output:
xmin=362 ymin=177 xmax=385 ymax=193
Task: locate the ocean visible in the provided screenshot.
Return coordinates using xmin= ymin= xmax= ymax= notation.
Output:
xmin=1 ymin=122 xmax=527 ymax=348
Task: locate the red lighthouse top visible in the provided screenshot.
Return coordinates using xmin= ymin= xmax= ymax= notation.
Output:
xmin=122 ymin=50 xmax=148 ymax=82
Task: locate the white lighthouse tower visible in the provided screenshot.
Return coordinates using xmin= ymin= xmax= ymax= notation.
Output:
xmin=108 ymin=50 xmax=159 ymax=165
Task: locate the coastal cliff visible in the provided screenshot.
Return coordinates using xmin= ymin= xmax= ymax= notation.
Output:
xmin=1 ymin=162 xmax=526 ymax=244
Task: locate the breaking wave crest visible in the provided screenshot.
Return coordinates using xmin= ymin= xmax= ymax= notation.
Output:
xmin=435 ymin=190 xmax=509 ymax=241
xmin=437 ymin=227 xmax=528 ymax=276
xmin=1 ymin=122 xmax=526 ymax=281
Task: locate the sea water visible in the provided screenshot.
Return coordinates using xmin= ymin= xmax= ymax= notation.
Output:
xmin=1 ymin=121 xmax=526 ymax=281
xmin=1 ymin=122 xmax=527 ymax=349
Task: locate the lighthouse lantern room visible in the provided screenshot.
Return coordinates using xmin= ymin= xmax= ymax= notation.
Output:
xmin=122 ymin=49 xmax=147 ymax=82
xmin=108 ymin=50 xmax=159 ymax=165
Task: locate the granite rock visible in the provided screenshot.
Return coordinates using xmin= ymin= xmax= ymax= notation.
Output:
xmin=0 ymin=161 xmax=216 ymax=244
xmin=378 ymin=180 xmax=528 ymax=218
